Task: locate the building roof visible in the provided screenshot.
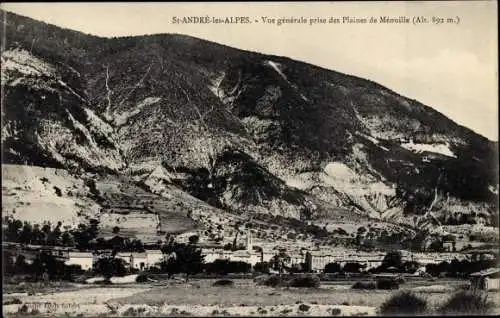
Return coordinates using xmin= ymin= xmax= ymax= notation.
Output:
xmin=116 ymin=252 xmax=132 ymax=257
xmin=146 ymin=250 xmax=163 ymax=254
xmin=202 ymin=248 xmax=232 ymax=254
xmin=374 ymin=273 xmax=401 ymax=278
xmin=233 ymin=250 xmax=252 ymax=257
xmin=68 ymin=252 xmax=93 ymax=258
xmin=470 ymin=268 xmax=500 ymax=277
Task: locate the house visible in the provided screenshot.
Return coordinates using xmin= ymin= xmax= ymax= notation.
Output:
xmin=237 ymin=249 xmax=265 ymax=265
xmin=442 ymin=241 xmax=456 ymax=252
xmin=202 ymin=248 xmax=233 ymax=263
xmin=374 ymin=273 xmax=402 ymax=279
xmin=305 ymin=251 xmax=343 ymax=272
xmin=115 ymin=252 xmax=133 ymax=266
xmin=131 ymin=253 xmax=148 ymax=270
xmin=65 ymin=252 xmax=93 ymax=270
xmin=201 ymin=248 xmax=263 ymax=266
xmin=146 ymin=250 xmax=164 ymax=268
xmin=261 ymin=251 xmax=275 ymax=263
xmin=470 ymin=268 xmax=500 ymax=291
xmin=40 ymin=247 xmax=70 ymax=261
xmin=290 ymin=254 xmax=304 ymax=267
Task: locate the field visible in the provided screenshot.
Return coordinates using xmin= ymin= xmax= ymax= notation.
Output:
xmin=4 ymin=278 xmax=499 ymax=317
xmin=1 ymin=164 xmax=199 ymax=241
xmin=1 ymin=164 xmax=100 ymax=226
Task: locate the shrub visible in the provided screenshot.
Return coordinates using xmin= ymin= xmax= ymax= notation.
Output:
xmin=331 ymin=308 xmax=342 ymax=316
xmin=18 ymin=305 xmax=29 ymax=314
xmin=205 ymin=259 xmax=252 ymax=275
xmin=281 ymin=308 xmax=293 ymax=314
xmin=380 ymin=291 xmax=428 ymax=315
xmin=4 ymin=298 xmax=22 ymax=305
xmin=135 ymin=274 xmax=149 ymax=283
xmin=261 ymin=274 xmax=284 ymax=287
xmin=288 ymin=274 xmax=320 ymax=288
xmin=324 ymin=262 xmax=341 ymax=273
xmin=439 ymin=291 xmax=494 ymax=315
xmin=122 ymin=307 xmax=139 ymax=317
xmin=253 ymin=262 xmax=270 ymax=274
xmin=213 ymin=279 xmax=234 ymax=287
xmin=258 ymin=274 xmax=320 ymax=288
xmin=377 ymin=278 xmax=399 ymax=290
xmin=298 ymin=304 xmax=310 ymax=312
xmin=343 ymin=262 xmax=365 ymax=273
xmin=257 ymin=307 xmax=267 ymax=314
xmin=352 ymin=281 xmax=376 ymax=290
xmin=169 ymin=308 xmax=180 ymax=315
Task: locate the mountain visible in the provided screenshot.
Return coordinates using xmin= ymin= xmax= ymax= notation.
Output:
xmin=1 ymin=10 xmax=498 ymax=243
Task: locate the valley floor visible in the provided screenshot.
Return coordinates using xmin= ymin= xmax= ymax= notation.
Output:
xmin=3 ymin=278 xmax=500 ymax=317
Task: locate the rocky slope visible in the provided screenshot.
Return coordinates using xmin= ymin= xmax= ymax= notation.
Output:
xmin=1 ymin=10 xmax=498 ymax=236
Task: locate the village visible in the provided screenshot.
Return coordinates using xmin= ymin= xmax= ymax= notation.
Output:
xmin=3 ymin=227 xmax=497 ymax=278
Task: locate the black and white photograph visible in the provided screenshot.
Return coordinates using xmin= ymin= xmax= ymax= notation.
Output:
xmin=1 ymin=1 xmax=499 ymax=316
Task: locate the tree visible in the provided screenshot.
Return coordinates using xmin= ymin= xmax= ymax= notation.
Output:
xmin=19 ymin=222 xmax=33 ymax=244
xmin=72 ymin=224 xmax=92 ymax=250
xmin=401 ymin=261 xmax=420 ymax=274
xmin=48 ymin=221 xmax=62 ymax=245
xmin=29 ymin=252 xmax=67 ymax=280
xmin=357 ymin=226 xmax=367 ymax=235
xmin=205 ymin=260 xmax=251 ymax=275
xmin=95 ymin=257 xmax=127 ymax=280
xmin=3 ymin=251 xmax=15 ymax=274
xmin=382 ymin=251 xmax=403 ymax=270
xmin=324 ymin=262 xmax=341 ymax=273
xmin=88 ymin=219 xmax=100 ymax=238
xmin=343 ymin=262 xmax=365 ymax=273
xmin=61 ymin=231 xmax=75 ymax=247
xmin=270 ymin=250 xmax=291 ymax=274
xmin=72 ymin=220 xmax=100 ymax=250
xmin=41 ymin=223 xmax=51 ymax=245
xmin=333 ymin=227 xmax=348 ymax=236
xmin=253 ymin=262 xmax=270 ymax=274
xmin=5 ymin=218 xmax=23 ymax=242
xmin=188 ymin=235 xmax=199 ymax=245
xmin=160 ymin=243 xmax=204 ymax=281
xmin=428 ymin=239 xmax=444 ymax=252
xmin=112 ymin=226 xmax=120 ymax=234
xmin=128 ymin=238 xmax=145 ymax=252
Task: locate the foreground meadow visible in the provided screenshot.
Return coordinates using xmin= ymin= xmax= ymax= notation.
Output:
xmin=3 ymin=278 xmax=499 ymax=317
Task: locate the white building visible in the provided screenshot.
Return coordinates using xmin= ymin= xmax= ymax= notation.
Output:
xmin=116 ymin=251 xmax=162 ymax=270
xmin=146 ymin=250 xmax=164 ymax=268
xmin=131 ymin=253 xmax=148 ymax=270
xmin=65 ymin=252 xmax=93 ymax=270
xmin=202 ymin=249 xmax=233 ymax=263
xmin=261 ymin=251 xmax=279 ymax=263
xmin=470 ymin=268 xmax=500 ymax=291
xmin=231 ymin=249 xmax=262 ymax=265
xmin=306 ymin=251 xmax=344 ymax=271
xmin=115 ymin=252 xmax=133 ymax=266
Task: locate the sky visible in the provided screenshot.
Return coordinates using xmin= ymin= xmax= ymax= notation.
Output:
xmin=2 ymin=1 xmax=498 ymax=140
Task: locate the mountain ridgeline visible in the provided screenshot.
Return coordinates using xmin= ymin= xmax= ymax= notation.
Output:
xmin=1 ymin=10 xmax=498 ymax=227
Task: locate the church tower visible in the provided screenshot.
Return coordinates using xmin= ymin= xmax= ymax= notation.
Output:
xmin=246 ymin=230 xmax=253 ymax=252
